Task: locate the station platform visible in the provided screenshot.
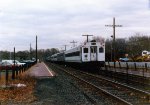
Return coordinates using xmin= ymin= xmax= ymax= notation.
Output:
xmin=25 ymin=62 xmax=55 ymax=78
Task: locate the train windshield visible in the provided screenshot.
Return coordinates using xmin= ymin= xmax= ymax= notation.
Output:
xmin=84 ymin=48 xmax=88 ymax=53
xmin=91 ymin=47 xmax=96 ymax=53
xmin=99 ymin=47 xmax=104 ymax=53
xmin=90 ymin=46 xmax=97 ymax=61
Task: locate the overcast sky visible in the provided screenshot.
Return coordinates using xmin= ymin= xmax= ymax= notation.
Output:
xmin=0 ymin=0 xmax=150 ymax=51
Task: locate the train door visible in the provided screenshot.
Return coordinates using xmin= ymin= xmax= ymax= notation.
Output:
xmin=82 ymin=47 xmax=89 ymax=62
xmin=90 ymin=46 xmax=97 ymax=61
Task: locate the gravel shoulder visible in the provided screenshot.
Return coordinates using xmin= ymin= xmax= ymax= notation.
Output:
xmin=32 ymin=73 xmax=92 ymax=105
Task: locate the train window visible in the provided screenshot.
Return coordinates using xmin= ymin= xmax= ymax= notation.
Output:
xmin=91 ymin=43 xmax=96 ymax=45
xmin=91 ymin=47 xmax=96 ymax=53
xmin=84 ymin=48 xmax=88 ymax=53
xmin=65 ymin=51 xmax=80 ymax=57
xmin=99 ymin=47 xmax=104 ymax=53
xmin=91 ymin=48 xmax=93 ymax=53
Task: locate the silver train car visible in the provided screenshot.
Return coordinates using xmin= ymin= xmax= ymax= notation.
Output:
xmin=49 ymin=39 xmax=105 ymax=69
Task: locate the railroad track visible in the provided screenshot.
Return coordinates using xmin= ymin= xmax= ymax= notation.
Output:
xmin=49 ymin=63 xmax=150 ymax=105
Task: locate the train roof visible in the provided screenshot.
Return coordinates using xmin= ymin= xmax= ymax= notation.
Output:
xmin=50 ymin=37 xmax=105 ymax=56
xmin=64 ymin=45 xmax=81 ymax=54
xmin=51 ymin=53 xmax=59 ymax=57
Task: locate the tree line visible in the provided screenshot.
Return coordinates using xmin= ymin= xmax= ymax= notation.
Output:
xmin=0 ymin=48 xmax=59 ymax=62
xmin=0 ymin=33 xmax=150 ymax=62
xmin=106 ymin=33 xmax=150 ymax=61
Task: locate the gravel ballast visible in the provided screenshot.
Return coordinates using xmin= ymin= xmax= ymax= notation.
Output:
xmin=32 ymin=72 xmax=92 ymax=105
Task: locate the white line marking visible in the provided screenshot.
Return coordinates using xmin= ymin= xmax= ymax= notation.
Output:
xmin=43 ymin=63 xmax=54 ymax=76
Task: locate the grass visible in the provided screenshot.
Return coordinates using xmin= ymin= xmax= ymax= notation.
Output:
xmin=0 ymin=74 xmax=37 ymax=104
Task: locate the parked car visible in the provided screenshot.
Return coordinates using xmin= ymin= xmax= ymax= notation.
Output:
xmin=2 ymin=60 xmax=26 ymax=66
xmin=119 ymin=58 xmax=130 ymax=62
xmin=0 ymin=62 xmax=12 ymax=66
xmin=0 ymin=61 xmax=14 ymax=70
xmin=21 ymin=60 xmax=35 ymax=63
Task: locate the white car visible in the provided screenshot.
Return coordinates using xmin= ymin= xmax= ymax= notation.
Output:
xmin=2 ymin=60 xmax=26 ymax=66
xmin=0 ymin=62 xmax=12 ymax=66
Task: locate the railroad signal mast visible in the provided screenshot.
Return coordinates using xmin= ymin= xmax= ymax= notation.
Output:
xmin=105 ymin=17 xmax=122 ymax=61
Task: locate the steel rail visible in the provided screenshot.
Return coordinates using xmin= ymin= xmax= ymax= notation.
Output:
xmin=49 ymin=64 xmax=97 ymax=104
xmin=79 ymin=70 xmax=150 ymax=97
xmin=52 ymin=64 xmax=133 ymax=105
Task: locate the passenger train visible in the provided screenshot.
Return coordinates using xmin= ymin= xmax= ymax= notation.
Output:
xmin=49 ymin=38 xmax=105 ymax=69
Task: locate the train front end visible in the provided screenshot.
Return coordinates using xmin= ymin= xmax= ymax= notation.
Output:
xmin=81 ymin=39 xmax=105 ymax=67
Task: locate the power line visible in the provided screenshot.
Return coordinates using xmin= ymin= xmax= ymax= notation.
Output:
xmin=70 ymin=40 xmax=77 ymax=47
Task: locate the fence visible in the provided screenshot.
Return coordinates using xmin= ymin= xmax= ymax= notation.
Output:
xmin=105 ymin=62 xmax=150 ymax=78
xmin=0 ymin=61 xmax=36 ymax=86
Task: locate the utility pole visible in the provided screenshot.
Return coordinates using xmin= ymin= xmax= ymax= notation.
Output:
xmin=105 ymin=17 xmax=122 ymax=61
xmin=30 ymin=43 xmax=32 ymax=60
xmin=36 ymin=35 xmax=37 ymax=63
xmin=70 ymin=40 xmax=77 ymax=47
xmin=63 ymin=45 xmax=68 ymax=51
xmin=9 ymin=51 xmax=11 ymax=60
xmin=82 ymin=35 xmax=93 ymax=42
xmin=13 ymin=47 xmax=15 ymax=66
xmin=12 ymin=47 xmax=15 ymax=80
xmin=149 ymin=0 xmax=150 ymax=9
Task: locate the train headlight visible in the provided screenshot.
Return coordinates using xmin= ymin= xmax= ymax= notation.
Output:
xmin=84 ymin=55 xmax=88 ymax=60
